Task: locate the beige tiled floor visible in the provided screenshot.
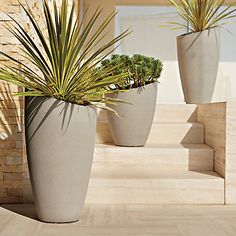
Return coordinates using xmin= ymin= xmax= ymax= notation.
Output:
xmin=1 ymin=204 xmax=236 ymax=235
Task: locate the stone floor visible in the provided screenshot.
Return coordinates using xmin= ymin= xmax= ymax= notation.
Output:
xmin=1 ymin=204 xmax=236 ymax=235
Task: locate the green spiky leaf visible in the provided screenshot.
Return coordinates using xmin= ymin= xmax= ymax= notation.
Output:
xmin=0 ymin=0 xmax=130 ymax=110
xmin=169 ymin=0 xmax=236 ymax=32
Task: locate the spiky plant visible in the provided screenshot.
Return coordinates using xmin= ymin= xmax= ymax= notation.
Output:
xmin=96 ymin=54 xmax=163 ymax=89
xmin=0 ymin=0 xmax=129 ymax=110
xmin=169 ymin=0 xmax=236 ymax=33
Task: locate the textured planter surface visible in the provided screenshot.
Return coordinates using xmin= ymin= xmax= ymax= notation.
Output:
xmin=177 ymin=27 xmax=220 ymax=104
xmin=25 ymin=97 xmax=96 ymax=223
xmin=107 ymin=82 xmax=157 ymax=146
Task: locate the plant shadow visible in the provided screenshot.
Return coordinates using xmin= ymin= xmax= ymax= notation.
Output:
xmin=25 ymin=97 xmax=76 ymax=142
xmin=0 ymin=82 xmax=24 ymax=202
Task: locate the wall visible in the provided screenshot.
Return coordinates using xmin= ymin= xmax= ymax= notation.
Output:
xmin=197 ymin=102 xmax=236 ymax=204
xmin=115 ymin=5 xmax=236 ymax=104
xmin=82 ymin=0 xmax=115 ymax=53
xmin=115 ymin=5 xmax=185 ymax=103
xmin=225 ymin=102 xmax=236 ymax=204
xmin=0 ymin=0 xmax=26 ymax=203
xmin=197 ymin=103 xmax=226 ymax=177
xmin=78 ymin=0 xmax=236 ymax=104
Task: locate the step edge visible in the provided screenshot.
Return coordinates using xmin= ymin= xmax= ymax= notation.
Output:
xmin=95 ymin=143 xmax=213 ymax=150
xmin=90 ymin=171 xmax=224 ymax=180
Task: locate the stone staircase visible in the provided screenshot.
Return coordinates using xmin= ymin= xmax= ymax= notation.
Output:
xmin=85 ymin=104 xmax=225 ymax=204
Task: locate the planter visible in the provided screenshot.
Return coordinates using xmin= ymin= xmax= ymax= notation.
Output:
xmin=25 ymin=97 xmax=96 ymax=223
xmin=107 ymin=82 xmax=157 ymax=146
xmin=177 ymin=27 xmax=220 ymax=104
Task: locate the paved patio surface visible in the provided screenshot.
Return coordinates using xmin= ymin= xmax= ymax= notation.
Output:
xmin=0 ymin=204 xmax=236 ymax=235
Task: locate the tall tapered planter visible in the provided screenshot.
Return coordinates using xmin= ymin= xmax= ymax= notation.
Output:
xmin=177 ymin=27 xmax=220 ymax=104
xmin=25 ymin=97 xmax=96 ymax=223
xmin=107 ymin=82 xmax=157 ymax=147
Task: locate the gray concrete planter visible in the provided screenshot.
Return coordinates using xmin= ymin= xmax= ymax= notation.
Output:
xmin=107 ymin=82 xmax=157 ymax=146
xmin=177 ymin=27 xmax=220 ymax=104
xmin=25 ymin=97 xmax=96 ymax=223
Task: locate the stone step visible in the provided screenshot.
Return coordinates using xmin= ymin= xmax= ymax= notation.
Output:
xmin=94 ymin=144 xmax=213 ymax=171
xmin=97 ymin=104 xmax=197 ymax=123
xmin=96 ymin=122 xmax=204 ymax=144
xmin=86 ymin=170 xmax=224 ymax=204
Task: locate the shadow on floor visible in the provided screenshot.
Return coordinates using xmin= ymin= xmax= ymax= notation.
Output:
xmin=1 ymin=204 xmax=38 ymax=220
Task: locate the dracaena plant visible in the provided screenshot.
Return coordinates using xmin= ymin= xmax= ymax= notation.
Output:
xmin=0 ymin=0 xmax=129 ymax=111
xmin=169 ymin=0 xmax=236 ymax=33
xmin=96 ymin=54 xmax=163 ymax=90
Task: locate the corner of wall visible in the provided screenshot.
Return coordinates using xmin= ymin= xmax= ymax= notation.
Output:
xmin=225 ymin=102 xmax=236 ymax=204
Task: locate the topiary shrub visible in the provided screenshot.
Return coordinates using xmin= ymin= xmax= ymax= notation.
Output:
xmin=97 ymin=54 xmax=163 ymax=89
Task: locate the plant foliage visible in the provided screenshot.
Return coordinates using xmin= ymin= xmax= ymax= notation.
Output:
xmin=96 ymin=54 xmax=163 ymax=89
xmin=169 ymin=0 xmax=236 ymax=33
xmin=0 ymin=0 xmax=130 ymax=110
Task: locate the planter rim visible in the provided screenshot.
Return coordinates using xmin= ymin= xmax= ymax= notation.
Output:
xmin=26 ymin=96 xmax=95 ymax=109
xmin=110 ymin=81 xmax=158 ymax=94
xmin=177 ymin=26 xmax=220 ymax=39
